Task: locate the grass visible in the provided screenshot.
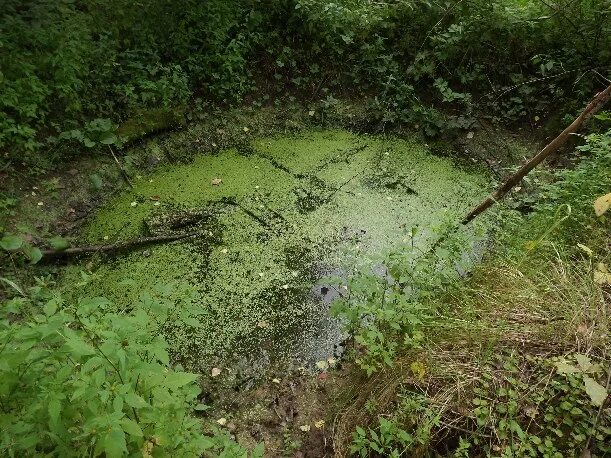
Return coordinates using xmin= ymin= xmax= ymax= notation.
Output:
xmin=330 ymin=127 xmax=611 ymax=456
xmin=332 ymin=244 xmax=610 ymax=455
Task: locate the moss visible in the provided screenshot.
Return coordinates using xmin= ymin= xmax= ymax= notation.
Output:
xmin=67 ymin=129 xmax=489 ymax=383
xmin=117 ymin=107 xmax=186 ymax=143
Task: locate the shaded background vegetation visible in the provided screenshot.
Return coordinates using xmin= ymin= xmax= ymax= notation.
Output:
xmin=2 ymin=0 xmax=610 ymax=166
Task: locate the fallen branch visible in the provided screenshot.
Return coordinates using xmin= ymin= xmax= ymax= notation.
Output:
xmin=108 ymin=145 xmax=134 ymax=188
xmin=41 ymin=232 xmax=198 ymax=259
xmin=462 ymin=84 xmax=611 ymax=225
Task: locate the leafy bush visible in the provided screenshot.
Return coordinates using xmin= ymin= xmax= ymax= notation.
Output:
xmin=330 ymin=223 xmax=475 ymax=375
xmin=0 ymin=277 xmax=255 ymax=457
xmin=2 ymin=0 xmax=609 ymax=165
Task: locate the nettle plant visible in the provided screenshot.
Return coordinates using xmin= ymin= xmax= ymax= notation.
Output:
xmin=0 ymin=277 xmax=244 ymax=457
xmin=330 ymin=225 xmax=470 ymax=376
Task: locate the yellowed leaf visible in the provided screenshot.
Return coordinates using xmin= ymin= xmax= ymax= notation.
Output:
xmin=314 ymin=420 xmax=325 ymax=429
xmin=594 ymin=263 xmax=611 ymax=285
xmin=577 ymin=243 xmax=593 ymax=257
xmin=316 ymin=360 xmax=328 ymax=370
xmin=594 ymin=193 xmax=611 ymax=216
xmin=410 ymin=361 xmax=426 ymax=380
xmin=211 ymin=178 xmax=222 ymax=186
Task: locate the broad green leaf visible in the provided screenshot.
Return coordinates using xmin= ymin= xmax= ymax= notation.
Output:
xmin=22 ymin=244 xmax=43 ymax=264
xmin=252 ymin=443 xmax=265 ymax=457
xmin=43 ymin=299 xmax=58 ymax=316
xmin=48 ymin=236 xmax=70 ymax=250
xmin=113 ymin=395 xmax=124 ymax=413
xmin=100 ymin=132 xmax=118 ymax=145
xmin=0 ymin=234 xmax=23 ymax=251
xmin=120 ymin=418 xmax=143 ymax=437
xmin=65 ymin=335 xmax=96 ymax=357
xmin=89 ymin=173 xmax=103 ymax=190
xmin=575 ymin=354 xmax=593 ymax=373
xmin=166 ymin=371 xmax=199 ymax=390
xmin=103 ymin=428 xmax=127 ymax=458
xmin=554 ymin=359 xmax=577 ymax=374
xmin=583 ymin=375 xmax=608 ymax=407
xmin=124 ymin=392 xmax=149 ymax=408
xmin=48 ymin=398 xmax=61 ymax=426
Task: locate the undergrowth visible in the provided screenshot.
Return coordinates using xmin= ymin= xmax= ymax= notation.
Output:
xmin=0 ymin=275 xmax=262 ymax=457
xmin=332 ymin=128 xmax=611 ymax=456
xmin=1 ymin=0 xmax=609 ymax=167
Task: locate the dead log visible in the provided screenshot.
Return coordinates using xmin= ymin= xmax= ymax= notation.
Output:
xmin=462 ymin=84 xmax=611 ymax=225
xmin=41 ymin=232 xmax=199 ymax=259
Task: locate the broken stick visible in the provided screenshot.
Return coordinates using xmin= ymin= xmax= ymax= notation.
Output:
xmin=108 ymin=145 xmax=134 ymax=188
xmin=462 ymin=84 xmax=611 ymax=225
xmin=41 ymin=232 xmax=198 ymax=259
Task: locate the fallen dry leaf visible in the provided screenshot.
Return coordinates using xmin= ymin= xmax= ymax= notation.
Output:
xmin=299 ymin=424 xmax=311 ymax=432
xmin=594 ymin=193 xmax=611 ymax=217
xmin=150 ymin=195 xmax=160 ymax=201
xmin=316 ymin=360 xmax=328 ymax=370
xmin=272 ymin=378 xmax=281 ymax=384
xmin=577 ymin=243 xmax=593 ymax=257
xmin=216 ymin=418 xmax=227 ymax=426
xmin=211 ymin=367 xmax=221 ymax=377
xmin=594 ymin=263 xmax=611 ymax=285
xmin=211 ymin=178 xmax=222 ymax=186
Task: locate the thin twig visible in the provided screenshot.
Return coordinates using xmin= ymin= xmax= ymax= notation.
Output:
xmin=108 ymin=145 xmax=133 ymax=188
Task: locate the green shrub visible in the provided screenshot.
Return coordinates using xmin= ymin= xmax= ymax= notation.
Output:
xmin=2 ymin=0 xmax=609 ymax=165
xmin=0 ymin=277 xmax=256 ymax=457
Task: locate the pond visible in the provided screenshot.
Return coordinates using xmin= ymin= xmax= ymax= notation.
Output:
xmin=65 ymin=129 xmax=488 ymax=387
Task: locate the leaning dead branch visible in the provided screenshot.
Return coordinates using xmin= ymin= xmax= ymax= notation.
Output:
xmin=41 ymin=232 xmax=199 ymax=259
xmin=462 ymin=83 xmax=611 ymax=224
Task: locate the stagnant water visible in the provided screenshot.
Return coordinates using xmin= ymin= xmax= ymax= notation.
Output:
xmin=64 ymin=129 xmax=488 ymax=387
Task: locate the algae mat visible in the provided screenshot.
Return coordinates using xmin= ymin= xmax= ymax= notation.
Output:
xmin=73 ymin=130 xmax=487 ymax=381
